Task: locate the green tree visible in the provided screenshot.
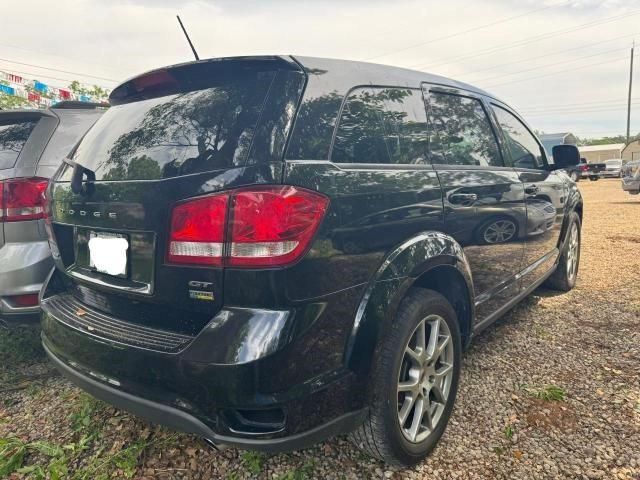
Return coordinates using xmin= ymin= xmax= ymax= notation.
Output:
xmin=0 ymin=93 xmax=28 ymax=110
xmin=69 ymin=81 xmax=110 ymax=101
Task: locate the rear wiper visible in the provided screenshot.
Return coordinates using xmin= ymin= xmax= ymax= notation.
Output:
xmin=69 ymin=161 xmax=96 ymax=196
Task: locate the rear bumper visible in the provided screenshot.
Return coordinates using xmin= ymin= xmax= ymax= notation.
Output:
xmin=0 ymin=240 xmax=52 ymax=319
xmin=602 ymin=170 xmax=621 ymax=178
xmin=43 ymin=338 xmax=365 ymax=452
xmin=40 ymin=282 xmax=367 ymax=449
xmin=622 ymin=179 xmax=640 ymax=192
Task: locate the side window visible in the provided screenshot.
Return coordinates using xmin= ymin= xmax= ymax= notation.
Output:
xmin=0 ymin=120 xmax=38 ymax=169
xmin=427 ymin=91 xmax=502 ymax=167
xmin=331 ymin=87 xmax=428 ymax=164
xmin=492 ymin=105 xmax=545 ymax=170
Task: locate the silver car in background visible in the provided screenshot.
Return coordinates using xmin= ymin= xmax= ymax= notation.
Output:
xmin=622 ymin=160 xmax=640 ymax=195
xmin=0 ymin=102 xmax=104 ymax=321
xmin=603 ymin=159 xmax=622 ymax=178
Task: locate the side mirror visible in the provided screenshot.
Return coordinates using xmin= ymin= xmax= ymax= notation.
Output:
xmin=551 ymin=145 xmax=580 ymax=169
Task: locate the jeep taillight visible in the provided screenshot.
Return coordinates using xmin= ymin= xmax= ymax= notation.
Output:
xmin=0 ymin=177 xmax=48 ymax=222
xmin=167 ymin=186 xmax=329 ymax=268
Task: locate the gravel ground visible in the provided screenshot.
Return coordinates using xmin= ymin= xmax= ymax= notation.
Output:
xmin=1 ymin=178 xmax=639 ymax=480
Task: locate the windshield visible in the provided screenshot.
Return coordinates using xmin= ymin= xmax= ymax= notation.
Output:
xmin=606 ymin=160 xmax=622 ymax=166
xmin=69 ymin=71 xmax=276 ymax=180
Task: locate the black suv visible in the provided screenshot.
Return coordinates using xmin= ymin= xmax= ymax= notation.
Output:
xmin=41 ymin=56 xmax=582 ymax=466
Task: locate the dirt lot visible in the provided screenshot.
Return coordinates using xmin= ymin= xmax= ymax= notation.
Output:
xmin=1 ymin=179 xmax=639 ymax=480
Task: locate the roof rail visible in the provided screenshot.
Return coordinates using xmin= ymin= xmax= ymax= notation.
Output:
xmin=51 ymin=101 xmax=109 ymax=110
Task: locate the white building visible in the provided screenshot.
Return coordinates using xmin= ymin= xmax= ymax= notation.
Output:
xmin=578 ymin=144 xmax=625 ymax=163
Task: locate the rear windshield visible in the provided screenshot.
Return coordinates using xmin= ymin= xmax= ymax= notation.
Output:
xmin=0 ymin=120 xmax=38 ymax=169
xmin=70 ymin=71 xmax=276 ymax=180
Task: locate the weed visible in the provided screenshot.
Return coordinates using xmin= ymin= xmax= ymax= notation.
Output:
xmin=504 ymin=424 xmax=514 ymax=440
xmin=0 ymin=437 xmax=67 ymax=479
xmin=69 ymin=392 xmax=105 ymax=436
xmin=276 ymin=460 xmax=316 ymax=480
xmin=241 ymin=450 xmax=266 ymax=475
xmin=526 ymin=384 xmax=566 ymax=402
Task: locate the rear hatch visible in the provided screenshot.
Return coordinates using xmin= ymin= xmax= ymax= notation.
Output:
xmin=47 ymin=57 xmax=306 ymax=336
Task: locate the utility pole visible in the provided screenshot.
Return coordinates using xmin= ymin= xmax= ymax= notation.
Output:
xmin=626 ymin=41 xmax=634 ymax=144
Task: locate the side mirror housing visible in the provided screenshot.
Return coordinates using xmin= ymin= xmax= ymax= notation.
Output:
xmin=551 ymin=145 xmax=580 ymax=169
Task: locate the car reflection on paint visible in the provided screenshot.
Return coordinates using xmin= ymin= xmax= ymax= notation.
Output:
xmin=331 ymin=194 xmax=556 ymax=253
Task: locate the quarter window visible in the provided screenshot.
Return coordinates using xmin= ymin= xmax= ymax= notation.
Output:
xmin=331 ymin=87 xmax=429 ymax=165
xmin=0 ymin=120 xmax=38 ymax=169
xmin=492 ymin=105 xmax=545 ymax=170
xmin=427 ymin=92 xmax=502 ymax=167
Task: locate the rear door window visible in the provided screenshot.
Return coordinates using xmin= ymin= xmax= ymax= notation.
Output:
xmin=426 ymin=91 xmax=502 ymax=167
xmin=331 ymin=87 xmax=429 ymax=165
xmin=0 ymin=120 xmax=38 ymax=169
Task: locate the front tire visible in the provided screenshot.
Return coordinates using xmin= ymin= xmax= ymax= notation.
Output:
xmin=544 ymin=211 xmax=581 ymax=291
xmin=350 ymin=289 xmax=461 ymax=466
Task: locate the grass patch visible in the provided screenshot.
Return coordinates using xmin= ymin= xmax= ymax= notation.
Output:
xmin=276 ymin=460 xmax=316 ymax=480
xmin=69 ymin=393 xmax=106 ymax=436
xmin=0 ymin=324 xmax=44 ymax=368
xmin=241 ymin=451 xmax=266 ymax=476
xmin=0 ymin=431 xmax=174 ymax=480
xmin=526 ymin=384 xmax=566 ymax=402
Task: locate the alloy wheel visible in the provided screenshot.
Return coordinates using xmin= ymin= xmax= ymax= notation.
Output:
xmin=566 ymin=222 xmax=579 ymax=280
xmin=397 ymin=314 xmax=454 ymax=444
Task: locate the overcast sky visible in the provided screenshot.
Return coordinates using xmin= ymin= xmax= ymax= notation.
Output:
xmin=2 ymin=0 xmax=638 ymax=138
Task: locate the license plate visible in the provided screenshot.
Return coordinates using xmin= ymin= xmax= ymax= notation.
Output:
xmin=88 ymin=232 xmax=129 ymax=277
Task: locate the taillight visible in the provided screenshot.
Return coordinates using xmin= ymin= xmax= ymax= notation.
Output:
xmin=168 ymin=194 xmax=228 ymax=266
xmin=167 ymin=186 xmax=329 ymax=268
xmin=6 ymin=293 xmax=40 ymax=308
xmin=0 ymin=177 xmax=48 ymax=222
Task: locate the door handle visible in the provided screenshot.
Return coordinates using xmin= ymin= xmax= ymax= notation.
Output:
xmin=449 ymin=193 xmax=478 ymax=206
xmin=525 ymin=185 xmax=539 ymax=195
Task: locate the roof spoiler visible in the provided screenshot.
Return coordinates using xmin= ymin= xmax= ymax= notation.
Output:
xmin=51 ymin=101 xmax=110 ymax=110
xmin=109 ymin=56 xmax=302 ymax=106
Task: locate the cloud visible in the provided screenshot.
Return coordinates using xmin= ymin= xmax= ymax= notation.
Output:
xmin=1 ymin=0 xmax=637 ymax=137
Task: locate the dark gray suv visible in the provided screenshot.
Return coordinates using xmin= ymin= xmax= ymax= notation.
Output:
xmin=0 ymin=102 xmax=104 ymax=321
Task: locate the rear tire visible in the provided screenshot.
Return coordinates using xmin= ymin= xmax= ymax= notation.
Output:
xmin=544 ymin=211 xmax=581 ymax=291
xmin=350 ymin=289 xmax=461 ymax=467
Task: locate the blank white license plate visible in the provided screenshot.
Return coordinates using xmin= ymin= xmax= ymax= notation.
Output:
xmin=88 ymin=232 xmax=129 ymax=277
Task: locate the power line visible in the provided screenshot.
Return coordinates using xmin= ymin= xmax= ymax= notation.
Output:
xmin=411 ymin=8 xmax=640 ymax=71
xmin=0 ymin=57 xmax=119 ymax=83
xmin=518 ymin=97 xmax=640 ymax=111
xmin=364 ymin=0 xmax=570 ymax=61
xmin=0 ymin=67 xmax=110 ymax=91
xmin=0 ymin=42 xmax=122 ymax=74
xmin=523 ymin=105 xmax=640 ymax=116
xmin=473 ymin=45 xmax=628 ymax=84
xmin=462 ymin=32 xmax=640 ymax=77
xmin=483 ymin=53 xmax=638 ymax=89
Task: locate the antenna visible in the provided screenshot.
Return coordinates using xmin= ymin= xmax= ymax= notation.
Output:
xmin=176 ymin=15 xmax=200 ymax=61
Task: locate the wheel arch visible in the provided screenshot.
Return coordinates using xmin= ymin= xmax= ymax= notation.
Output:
xmin=559 ymin=186 xmax=583 ymax=250
xmin=344 ymin=231 xmax=475 ymax=377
